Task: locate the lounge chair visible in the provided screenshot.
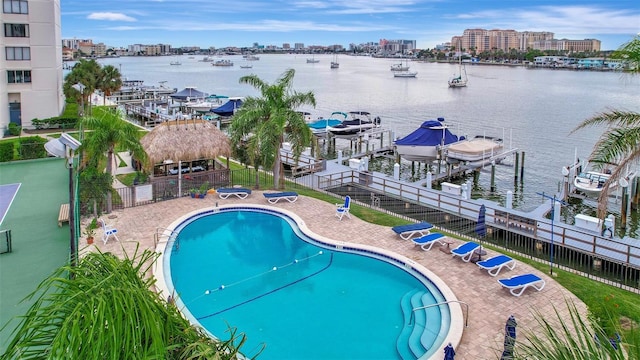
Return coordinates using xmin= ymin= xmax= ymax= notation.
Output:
xmin=476 ymin=254 xmax=516 ymax=276
xmin=100 ymin=219 xmax=119 ymax=245
xmin=412 ymin=232 xmax=447 ymax=251
xmin=217 ymin=187 xmax=252 ymax=199
xmin=450 ymin=241 xmax=481 ymax=262
xmin=392 ymin=222 xmax=434 ymax=240
xmin=335 ymin=195 xmax=351 ymax=220
xmin=498 ymin=273 xmax=546 ymax=297
xmin=263 ymin=191 xmax=298 ymax=204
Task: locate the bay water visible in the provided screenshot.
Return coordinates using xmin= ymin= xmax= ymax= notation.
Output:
xmin=96 ymin=54 xmax=640 ymax=235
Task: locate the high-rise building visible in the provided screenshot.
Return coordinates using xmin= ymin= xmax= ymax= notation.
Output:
xmin=2 ymin=0 xmax=64 ymax=131
xmin=454 ymin=29 xmax=599 ymax=53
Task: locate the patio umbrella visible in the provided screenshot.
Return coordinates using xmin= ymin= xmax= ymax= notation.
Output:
xmin=475 ymin=204 xmax=487 ymax=238
xmin=140 ymin=119 xmax=231 ymax=195
xmin=500 ymin=315 xmax=517 ymax=360
xmin=443 ymin=343 xmax=455 ymax=360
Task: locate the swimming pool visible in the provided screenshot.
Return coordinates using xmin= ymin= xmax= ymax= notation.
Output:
xmin=155 ymin=205 xmax=463 ymax=360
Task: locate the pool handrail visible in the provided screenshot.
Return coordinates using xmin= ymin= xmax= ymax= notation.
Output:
xmin=410 ymin=300 xmax=469 ymax=328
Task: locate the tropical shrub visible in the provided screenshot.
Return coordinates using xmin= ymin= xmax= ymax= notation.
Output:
xmin=18 ymin=136 xmax=47 ymax=159
xmin=0 ymin=142 xmax=14 ymax=162
xmin=7 ymin=123 xmax=21 ymax=136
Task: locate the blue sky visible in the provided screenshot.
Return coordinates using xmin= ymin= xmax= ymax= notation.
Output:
xmin=61 ymin=0 xmax=640 ymax=51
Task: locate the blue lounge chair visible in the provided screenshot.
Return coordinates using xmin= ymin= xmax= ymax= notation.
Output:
xmin=335 ymin=195 xmax=351 ymax=220
xmin=498 ymin=273 xmax=546 ymax=297
xmin=392 ymin=222 xmax=434 ymax=240
xmin=451 ymin=241 xmax=481 ymax=262
xmin=263 ymin=191 xmax=298 ymax=204
xmin=412 ymin=232 xmax=447 ymax=251
xmin=217 ymin=187 xmax=252 ymax=199
xmin=477 ymin=254 xmax=516 ymax=276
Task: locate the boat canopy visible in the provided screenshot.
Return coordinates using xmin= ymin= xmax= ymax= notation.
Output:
xmin=170 ymin=87 xmax=209 ymax=101
xmin=212 ymin=98 xmax=243 ymax=116
xmin=395 ymin=119 xmax=459 ymax=146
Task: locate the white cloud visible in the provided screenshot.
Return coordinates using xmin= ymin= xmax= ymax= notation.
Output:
xmin=87 ymin=12 xmax=137 ymax=22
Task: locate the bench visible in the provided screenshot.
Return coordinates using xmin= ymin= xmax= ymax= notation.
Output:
xmin=58 ymin=203 xmax=70 ymax=227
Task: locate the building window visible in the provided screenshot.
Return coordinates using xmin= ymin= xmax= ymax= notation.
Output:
xmin=7 ymin=70 xmax=32 ymax=83
xmin=3 ymin=0 xmax=28 ymax=14
xmin=5 ymin=47 xmax=30 ymax=60
xmin=4 ymin=23 xmax=29 ymax=37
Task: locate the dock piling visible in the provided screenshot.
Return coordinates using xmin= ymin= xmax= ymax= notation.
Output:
xmin=490 ymin=161 xmax=496 ymax=192
xmin=520 ymin=152 xmax=525 ymax=183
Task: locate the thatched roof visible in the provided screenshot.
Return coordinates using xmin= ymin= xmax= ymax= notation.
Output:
xmin=140 ymin=119 xmax=231 ymax=167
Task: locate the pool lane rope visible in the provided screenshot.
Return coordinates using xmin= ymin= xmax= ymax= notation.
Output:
xmin=195 ymin=251 xmax=333 ymax=320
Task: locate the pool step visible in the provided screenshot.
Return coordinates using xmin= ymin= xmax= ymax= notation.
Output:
xmin=408 ymin=291 xmax=428 ymax=358
xmin=396 ymin=289 xmax=422 ymax=359
xmin=418 ymin=293 xmax=441 ymax=354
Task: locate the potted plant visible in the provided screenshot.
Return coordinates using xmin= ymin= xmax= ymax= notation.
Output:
xmin=198 ymin=181 xmax=210 ymax=199
xmin=189 ymin=188 xmax=198 ymax=198
xmin=84 ymin=218 xmax=98 ymax=245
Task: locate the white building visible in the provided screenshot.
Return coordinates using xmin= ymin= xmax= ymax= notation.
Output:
xmin=1 ymin=0 xmax=64 ymax=131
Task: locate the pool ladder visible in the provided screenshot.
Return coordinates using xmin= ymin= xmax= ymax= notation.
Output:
xmin=154 ymin=227 xmax=180 ymax=249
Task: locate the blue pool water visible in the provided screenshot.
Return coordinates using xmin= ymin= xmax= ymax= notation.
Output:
xmin=164 ymin=208 xmax=452 ymax=359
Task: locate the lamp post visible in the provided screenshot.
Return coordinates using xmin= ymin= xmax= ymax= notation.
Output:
xmin=72 ymin=83 xmax=86 ymax=117
xmin=45 ymin=133 xmax=82 ymax=271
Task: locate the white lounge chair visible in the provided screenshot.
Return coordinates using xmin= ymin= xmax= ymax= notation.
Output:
xmin=450 ymin=241 xmax=481 ymax=262
xmin=498 ymin=273 xmax=546 ymax=297
xmin=335 ymin=195 xmax=351 ymax=220
xmin=100 ymin=219 xmax=119 ymax=245
xmin=412 ymin=232 xmax=447 ymax=251
xmin=392 ymin=222 xmax=434 ymax=240
xmin=263 ymin=191 xmax=298 ymax=204
xmin=477 ymin=254 xmax=516 ymax=276
xmin=217 ymin=187 xmax=252 ymax=199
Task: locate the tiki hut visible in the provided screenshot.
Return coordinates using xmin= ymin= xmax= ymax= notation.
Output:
xmin=140 ymin=119 xmax=231 ymax=194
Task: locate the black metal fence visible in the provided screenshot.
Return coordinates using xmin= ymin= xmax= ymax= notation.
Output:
xmin=97 ymin=167 xmax=639 ymax=291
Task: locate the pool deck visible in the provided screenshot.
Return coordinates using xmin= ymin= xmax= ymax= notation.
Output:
xmin=83 ymin=192 xmax=586 ymax=360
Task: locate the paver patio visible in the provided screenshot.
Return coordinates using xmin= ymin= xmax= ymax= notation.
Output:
xmin=84 ymin=192 xmax=586 ymax=360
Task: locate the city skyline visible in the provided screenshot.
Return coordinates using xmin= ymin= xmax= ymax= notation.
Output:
xmin=61 ymin=0 xmax=640 ymax=51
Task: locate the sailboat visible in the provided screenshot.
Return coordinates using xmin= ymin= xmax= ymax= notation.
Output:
xmin=393 ymin=59 xmax=417 ymax=78
xmin=306 ymin=54 xmax=319 ymax=63
xmin=330 ymin=53 xmax=339 ymax=69
xmin=448 ymin=43 xmax=468 ymax=87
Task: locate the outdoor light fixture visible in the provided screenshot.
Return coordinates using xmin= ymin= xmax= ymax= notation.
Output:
xmin=45 ymin=133 xmax=82 ymax=271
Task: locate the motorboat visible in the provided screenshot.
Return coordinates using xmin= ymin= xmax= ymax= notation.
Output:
xmin=308 ymin=111 xmax=348 ymax=138
xmin=446 ymin=136 xmax=503 ymax=164
xmin=240 ymin=64 xmax=253 ymax=69
xmin=212 ymin=59 xmax=234 ymax=66
xmin=327 ymin=111 xmax=381 ymax=139
xmin=394 ymin=71 xmax=417 ymax=78
xmin=395 ymin=118 xmax=461 ymax=162
xmin=307 ymin=55 xmax=319 ymax=63
xmin=185 ymin=95 xmax=229 ymax=113
xmin=573 ymin=170 xmax=613 ymax=196
xmin=169 ymin=60 xmax=181 ymax=66
xmin=211 ymin=97 xmax=244 ymax=117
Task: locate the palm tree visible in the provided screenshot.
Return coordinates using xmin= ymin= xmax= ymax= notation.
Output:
xmin=1 ymin=248 xmax=250 ymax=359
xmin=81 ymin=107 xmax=147 ymax=213
xmin=97 ymin=65 xmax=122 ymax=105
xmin=63 ymin=59 xmax=101 ymax=115
xmin=571 ymin=35 xmax=640 ymax=217
xmin=229 ymin=69 xmax=316 ymax=189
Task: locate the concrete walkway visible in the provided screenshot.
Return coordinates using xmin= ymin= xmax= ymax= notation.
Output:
xmin=81 ymin=193 xmax=586 ymax=360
